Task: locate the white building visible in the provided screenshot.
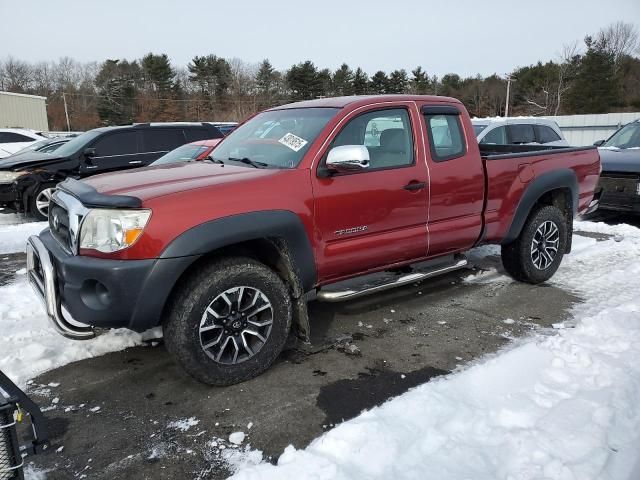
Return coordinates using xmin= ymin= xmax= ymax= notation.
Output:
xmin=0 ymin=91 xmax=48 ymax=131
xmin=541 ymin=112 xmax=640 ymax=146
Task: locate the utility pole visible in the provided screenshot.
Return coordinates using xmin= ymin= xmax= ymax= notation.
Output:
xmin=504 ymin=75 xmax=513 ymax=117
xmin=62 ymin=92 xmax=71 ymax=132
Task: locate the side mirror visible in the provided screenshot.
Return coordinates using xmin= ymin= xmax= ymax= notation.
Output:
xmin=84 ymin=147 xmax=96 ymax=158
xmin=593 ymin=140 xmax=605 ymax=147
xmin=325 ymin=145 xmax=370 ymax=174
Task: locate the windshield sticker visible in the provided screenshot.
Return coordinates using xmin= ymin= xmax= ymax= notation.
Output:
xmin=278 ymin=133 xmax=308 ymax=152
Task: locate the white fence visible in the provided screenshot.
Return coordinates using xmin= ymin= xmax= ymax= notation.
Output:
xmin=541 ymin=112 xmax=640 ymax=146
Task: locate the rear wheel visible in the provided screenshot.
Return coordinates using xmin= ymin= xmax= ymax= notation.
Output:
xmin=29 ymin=183 xmax=56 ymax=221
xmin=163 ymin=256 xmax=292 ymax=386
xmin=501 ymin=205 xmax=568 ymax=284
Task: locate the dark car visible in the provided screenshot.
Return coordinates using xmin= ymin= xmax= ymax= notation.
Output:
xmin=594 ymin=119 xmax=640 ymax=213
xmin=0 ymin=122 xmax=223 ymax=220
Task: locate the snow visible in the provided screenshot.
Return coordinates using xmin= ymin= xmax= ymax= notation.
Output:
xmin=0 ymin=220 xmax=154 ymax=387
xmin=167 ymin=417 xmax=200 ymax=432
xmin=229 ymin=432 xmax=246 ymax=445
xmin=0 ymin=219 xmax=46 ymax=254
xmin=231 ymin=221 xmax=640 ymax=480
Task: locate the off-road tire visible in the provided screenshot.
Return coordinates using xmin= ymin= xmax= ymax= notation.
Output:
xmin=163 ymin=256 xmax=292 ymax=386
xmin=501 ymin=205 xmax=568 ymax=284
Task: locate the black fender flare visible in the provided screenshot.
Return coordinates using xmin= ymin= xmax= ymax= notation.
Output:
xmin=159 ymin=210 xmax=317 ymax=292
xmin=502 ymin=169 xmax=578 ymax=244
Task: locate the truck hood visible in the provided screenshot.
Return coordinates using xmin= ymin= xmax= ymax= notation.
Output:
xmin=83 ymin=162 xmax=282 ymax=202
xmin=599 ymin=147 xmax=640 ymax=173
xmin=0 ymin=151 xmax=65 ymax=170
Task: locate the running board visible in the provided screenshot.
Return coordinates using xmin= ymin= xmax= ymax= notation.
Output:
xmin=316 ymin=256 xmax=468 ymax=302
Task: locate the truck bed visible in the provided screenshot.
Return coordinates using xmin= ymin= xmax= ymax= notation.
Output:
xmin=479 ymin=144 xmax=600 ymax=244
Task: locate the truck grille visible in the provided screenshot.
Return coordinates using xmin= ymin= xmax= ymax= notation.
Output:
xmin=49 ymin=200 xmax=73 ymax=253
xmin=598 ymin=173 xmax=640 ymax=209
xmin=0 ymin=403 xmax=22 ymax=480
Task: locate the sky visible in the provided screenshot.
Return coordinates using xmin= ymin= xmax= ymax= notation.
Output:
xmin=1 ymin=0 xmax=639 ymax=77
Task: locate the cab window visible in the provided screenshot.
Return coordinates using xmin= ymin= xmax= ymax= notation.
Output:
xmin=424 ymin=114 xmax=466 ymax=161
xmin=332 ymin=108 xmax=414 ymax=169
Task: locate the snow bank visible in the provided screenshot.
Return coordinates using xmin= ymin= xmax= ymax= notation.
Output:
xmin=232 ymin=223 xmax=640 ymax=480
xmin=0 ymin=220 xmax=46 ymax=254
xmin=0 ymin=274 xmax=147 ymax=386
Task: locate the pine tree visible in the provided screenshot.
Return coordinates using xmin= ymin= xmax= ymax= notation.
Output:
xmin=256 ymin=59 xmax=279 ymax=106
xmin=388 ymin=69 xmax=409 ymax=93
xmin=332 ymin=63 xmax=354 ymax=96
xmin=286 ymin=61 xmax=321 ymax=100
xmin=411 ymin=67 xmax=430 ymax=94
xmin=566 ymin=36 xmax=618 ymax=113
xmin=369 ymin=71 xmax=389 ymax=94
xmin=95 ymin=59 xmax=141 ymax=125
xmin=353 ymin=68 xmax=369 ymax=95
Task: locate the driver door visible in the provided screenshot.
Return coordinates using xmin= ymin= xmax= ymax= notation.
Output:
xmin=312 ymin=104 xmax=429 ymax=283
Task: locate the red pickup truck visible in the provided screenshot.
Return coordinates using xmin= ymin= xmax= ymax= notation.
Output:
xmin=26 ymin=95 xmax=601 ymax=385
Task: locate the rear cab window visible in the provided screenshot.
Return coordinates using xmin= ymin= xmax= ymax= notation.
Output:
xmin=507 ymin=124 xmax=536 ymax=144
xmin=423 ymin=106 xmax=466 ymax=162
xmin=535 ymin=125 xmax=561 ymax=143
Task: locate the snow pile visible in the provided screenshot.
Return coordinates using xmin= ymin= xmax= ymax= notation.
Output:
xmin=167 ymin=417 xmax=200 ymax=432
xmin=0 ymin=220 xmax=46 ymax=254
xmin=0 ymin=274 xmax=147 ymax=386
xmin=231 ymin=224 xmax=640 ymax=480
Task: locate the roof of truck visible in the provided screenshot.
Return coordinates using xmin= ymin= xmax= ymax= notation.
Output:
xmin=272 ymin=95 xmax=462 ymax=110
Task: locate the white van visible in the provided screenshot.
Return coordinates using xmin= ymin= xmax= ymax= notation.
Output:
xmin=472 ymin=118 xmax=568 ymax=147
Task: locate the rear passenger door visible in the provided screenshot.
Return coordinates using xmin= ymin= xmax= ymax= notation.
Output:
xmin=138 ymin=128 xmax=187 ymax=164
xmin=84 ymin=131 xmax=140 ymax=173
xmin=421 ymin=105 xmax=485 ymax=255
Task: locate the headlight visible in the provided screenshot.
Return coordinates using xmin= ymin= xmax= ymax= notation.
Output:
xmin=79 ymin=209 xmax=151 ymax=253
xmin=0 ymin=171 xmax=27 ymax=184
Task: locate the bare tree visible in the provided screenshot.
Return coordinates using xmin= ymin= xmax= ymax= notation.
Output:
xmin=2 ymin=56 xmax=32 ymax=92
xmin=554 ymin=41 xmax=580 ymax=115
xmin=596 ymin=21 xmax=640 ymax=70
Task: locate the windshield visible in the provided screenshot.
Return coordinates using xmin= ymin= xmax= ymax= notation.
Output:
xmin=52 ymin=130 xmax=102 ymax=157
xmin=211 ymin=108 xmax=339 ymax=168
xmin=473 ymin=124 xmax=488 ymax=137
xmin=152 ymin=144 xmax=210 ymax=165
xmin=603 ymin=122 xmax=640 ymax=149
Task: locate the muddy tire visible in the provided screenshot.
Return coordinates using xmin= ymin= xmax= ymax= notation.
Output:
xmin=163 ymin=256 xmax=292 ymax=386
xmin=501 ymin=205 xmax=567 ymax=284
xmin=29 ymin=183 xmax=56 ymax=221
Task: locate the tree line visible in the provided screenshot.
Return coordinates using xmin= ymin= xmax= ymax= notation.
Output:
xmin=1 ymin=21 xmax=638 ymax=132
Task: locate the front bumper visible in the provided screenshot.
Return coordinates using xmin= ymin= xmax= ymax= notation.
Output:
xmin=0 ymin=182 xmax=20 ymax=211
xmin=27 ymin=230 xmax=198 ymax=338
xmin=596 ymin=174 xmax=640 ymax=214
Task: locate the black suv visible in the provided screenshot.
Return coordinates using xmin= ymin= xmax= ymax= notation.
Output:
xmin=0 ymin=122 xmax=223 ymax=220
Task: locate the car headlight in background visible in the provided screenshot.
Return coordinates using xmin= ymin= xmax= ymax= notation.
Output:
xmin=0 ymin=171 xmax=28 ymax=184
xmin=79 ymin=209 xmax=151 ymax=253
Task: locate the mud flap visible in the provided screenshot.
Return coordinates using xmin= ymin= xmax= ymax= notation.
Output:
xmin=292 ymin=295 xmax=311 ymax=344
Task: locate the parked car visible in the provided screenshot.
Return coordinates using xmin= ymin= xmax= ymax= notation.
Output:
xmin=12 ymin=136 xmax=74 ymax=156
xmin=593 ymin=119 xmax=640 ymax=213
xmin=472 ymin=118 xmax=569 ymax=147
xmin=208 ymin=122 xmax=238 ymax=136
xmin=0 ymin=122 xmax=223 ymax=220
xmin=0 ymin=129 xmax=48 ymax=158
xmin=26 ymin=95 xmax=600 ymax=386
xmin=151 ymin=138 xmax=223 ymax=166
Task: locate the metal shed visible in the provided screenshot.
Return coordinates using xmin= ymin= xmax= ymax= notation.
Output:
xmin=0 ymin=91 xmax=48 ymax=131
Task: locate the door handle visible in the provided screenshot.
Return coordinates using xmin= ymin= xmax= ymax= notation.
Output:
xmin=403 ymin=181 xmax=427 ymax=191
xmin=129 ymin=160 xmax=143 ymax=165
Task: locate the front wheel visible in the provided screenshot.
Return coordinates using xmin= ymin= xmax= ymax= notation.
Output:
xmin=163 ymin=256 xmax=292 ymax=386
xmin=501 ymin=205 xmax=568 ymax=284
xmin=29 ymin=183 xmax=56 ymax=221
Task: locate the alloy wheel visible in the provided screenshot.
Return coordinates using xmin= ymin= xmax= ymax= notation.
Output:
xmin=199 ymin=286 xmax=273 ymax=365
xmin=35 ymin=188 xmax=55 ymax=218
xmin=530 ymin=220 xmax=560 ymax=270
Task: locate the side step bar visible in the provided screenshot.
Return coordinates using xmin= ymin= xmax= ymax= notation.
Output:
xmin=316 ymin=256 xmax=468 ymax=302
